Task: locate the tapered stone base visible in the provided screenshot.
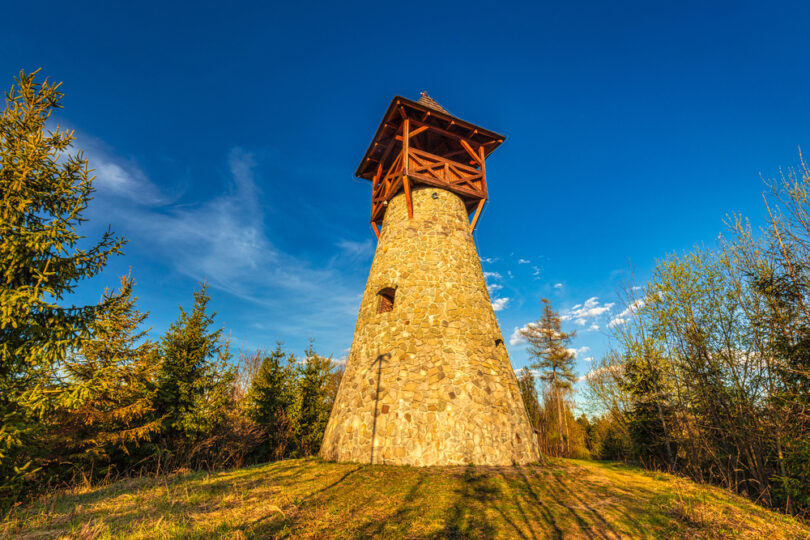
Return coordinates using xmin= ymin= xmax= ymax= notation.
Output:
xmin=320 ymin=187 xmax=539 ymax=466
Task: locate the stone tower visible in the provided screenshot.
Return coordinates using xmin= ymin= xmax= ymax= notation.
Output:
xmin=320 ymin=94 xmax=539 ymax=466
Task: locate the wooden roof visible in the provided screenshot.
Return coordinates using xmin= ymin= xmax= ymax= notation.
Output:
xmin=355 ymin=94 xmax=505 ymax=181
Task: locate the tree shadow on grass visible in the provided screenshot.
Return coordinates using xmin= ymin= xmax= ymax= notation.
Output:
xmin=246 ymin=464 xmax=364 ymax=533
xmin=510 ymin=468 xmax=563 ymax=539
xmin=433 ymin=466 xmax=500 ymax=539
xmin=351 ymin=472 xmax=429 ymax=537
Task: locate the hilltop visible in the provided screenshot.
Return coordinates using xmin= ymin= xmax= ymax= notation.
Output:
xmin=3 ymin=458 xmax=807 ymax=539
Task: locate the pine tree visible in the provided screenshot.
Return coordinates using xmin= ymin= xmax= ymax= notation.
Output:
xmin=53 ymin=276 xmax=161 ymax=479
xmin=0 ymin=70 xmax=124 ymax=500
xmin=297 ymin=340 xmax=334 ymax=456
xmin=245 ymin=343 xmax=299 ymax=460
xmin=153 ymin=285 xmax=233 ymax=447
xmin=520 ymin=298 xmax=577 ymax=455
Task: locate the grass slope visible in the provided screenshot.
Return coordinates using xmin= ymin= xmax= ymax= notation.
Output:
xmin=3 ymin=458 xmax=807 ymax=539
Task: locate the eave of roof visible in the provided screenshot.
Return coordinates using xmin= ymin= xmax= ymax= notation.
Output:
xmin=354 ymin=95 xmax=506 ymax=180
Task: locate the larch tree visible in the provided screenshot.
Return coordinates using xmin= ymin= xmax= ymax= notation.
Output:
xmin=520 ymin=298 xmax=577 ymax=455
xmin=0 ymin=69 xmax=124 ymax=499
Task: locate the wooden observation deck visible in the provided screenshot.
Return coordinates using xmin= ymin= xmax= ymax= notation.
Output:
xmin=355 ymin=93 xmax=505 ymax=237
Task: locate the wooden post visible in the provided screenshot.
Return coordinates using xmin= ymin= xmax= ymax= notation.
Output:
xmin=372 ymin=221 xmax=380 ymax=239
xmin=402 ymin=118 xmax=414 ymax=219
xmin=469 ymin=198 xmax=486 ymax=232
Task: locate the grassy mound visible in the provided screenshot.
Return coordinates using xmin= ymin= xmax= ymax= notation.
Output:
xmin=3 ymin=458 xmax=807 ymax=539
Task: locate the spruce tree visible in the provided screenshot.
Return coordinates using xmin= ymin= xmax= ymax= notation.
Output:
xmin=0 ymin=70 xmax=124 ymax=499
xmin=154 ymin=285 xmax=233 ymax=446
xmin=246 ymin=343 xmax=298 ymax=460
xmin=55 ymin=276 xmax=161 ymax=478
xmin=297 ymin=340 xmax=334 ymax=456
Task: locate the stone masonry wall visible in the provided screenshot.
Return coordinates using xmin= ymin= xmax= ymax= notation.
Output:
xmin=320 ymin=187 xmax=540 ymax=466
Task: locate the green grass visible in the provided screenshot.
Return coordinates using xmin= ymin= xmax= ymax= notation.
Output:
xmin=3 ymin=458 xmax=808 ymax=539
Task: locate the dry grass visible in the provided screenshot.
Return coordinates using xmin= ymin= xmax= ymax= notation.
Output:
xmin=2 ymin=458 xmax=807 ymax=539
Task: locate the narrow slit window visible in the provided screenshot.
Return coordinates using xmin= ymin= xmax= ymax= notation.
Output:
xmin=494 ymin=338 xmax=504 ymax=347
xmin=377 ymin=287 xmax=396 ymax=313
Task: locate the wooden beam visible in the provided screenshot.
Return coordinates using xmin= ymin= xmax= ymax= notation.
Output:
xmin=460 ymin=139 xmax=483 ymax=165
xmin=478 ymin=146 xmax=487 ymax=198
xmin=402 ymin=118 xmax=413 ymax=219
xmin=407 ymin=172 xmax=485 ymax=200
xmin=408 ymin=119 xmax=488 ymax=154
xmin=372 ymin=163 xmax=382 ymax=190
xmin=469 ymin=198 xmax=486 ymax=232
xmin=371 ymin=221 xmax=380 ymax=239
xmin=393 ymin=125 xmax=429 ymax=141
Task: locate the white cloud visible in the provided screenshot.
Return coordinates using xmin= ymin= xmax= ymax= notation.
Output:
xmin=584 ymin=356 xmax=594 ymax=362
xmin=553 ymin=282 xmax=563 ymax=289
xmin=491 ymin=297 xmax=510 ymax=311
xmin=518 ymin=258 xmax=530 ymax=264
xmin=579 ymin=363 xmax=624 ymax=382
xmin=567 ymin=346 xmax=590 ymax=358
xmin=561 ymin=297 xmax=614 ymax=322
xmin=487 ymin=283 xmax=503 ymax=294
xmin=510 ymin=326 xmax=527 ymax=346
xmin=480 ymin=257 xmax=498 ymax=264
xmin=607 ymin=298 xmax=645 ymax=328
xmin=607 ymin=317 xmax=626 ymax=328
xmin=509 ymin=321 xmax=567 ymax=346
xmin=618 ymin=298 xmax=645 ymax=318
xmin=483 ymin=271 xmax=502 ymax=280
xmin=514 ymin=367 xmax=541 ymax=377
xmin=334 ymin=356 xmax=349 ymax=367
xmin=533 ymin=266 xmax=541 ymax=277
xmin=589 ymin=324 xmax=600 ymax=331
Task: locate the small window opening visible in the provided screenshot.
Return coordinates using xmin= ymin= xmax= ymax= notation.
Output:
xmin=494 ymin=338 xmax=504 ymax=347
xmin=377 ymin=287 xmax=396 ymax=313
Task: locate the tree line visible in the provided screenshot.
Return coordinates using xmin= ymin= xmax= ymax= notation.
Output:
xmin=582 ymin=157 xmax=810 ymax=518
xmin=0 ymin=70 xmax=341 ymax=508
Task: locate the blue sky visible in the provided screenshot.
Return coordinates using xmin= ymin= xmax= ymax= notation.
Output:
xmin=4 ymin=1 xmax=810 ymax=385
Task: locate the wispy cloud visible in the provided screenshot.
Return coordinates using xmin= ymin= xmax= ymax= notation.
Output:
xmin=483 ymin=271 xmax=502 ymax=280
xmin=86 ymin=145 xmax=367 ymax=341
xmin=335 ymin=239 xmax=374 ymax=262
xmin=518 ymin=258 xmax=530 ymax=264
xmin=492 ymin=297 xmax=510 ymax=311
xmin=480 ymin=257 xmax=498 ymax=264
xmin=553 ymin=282 xmax=563 ymax=289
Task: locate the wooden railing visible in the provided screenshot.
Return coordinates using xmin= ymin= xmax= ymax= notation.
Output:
xmin=370 ymin=116 xmax=490 ymax=234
